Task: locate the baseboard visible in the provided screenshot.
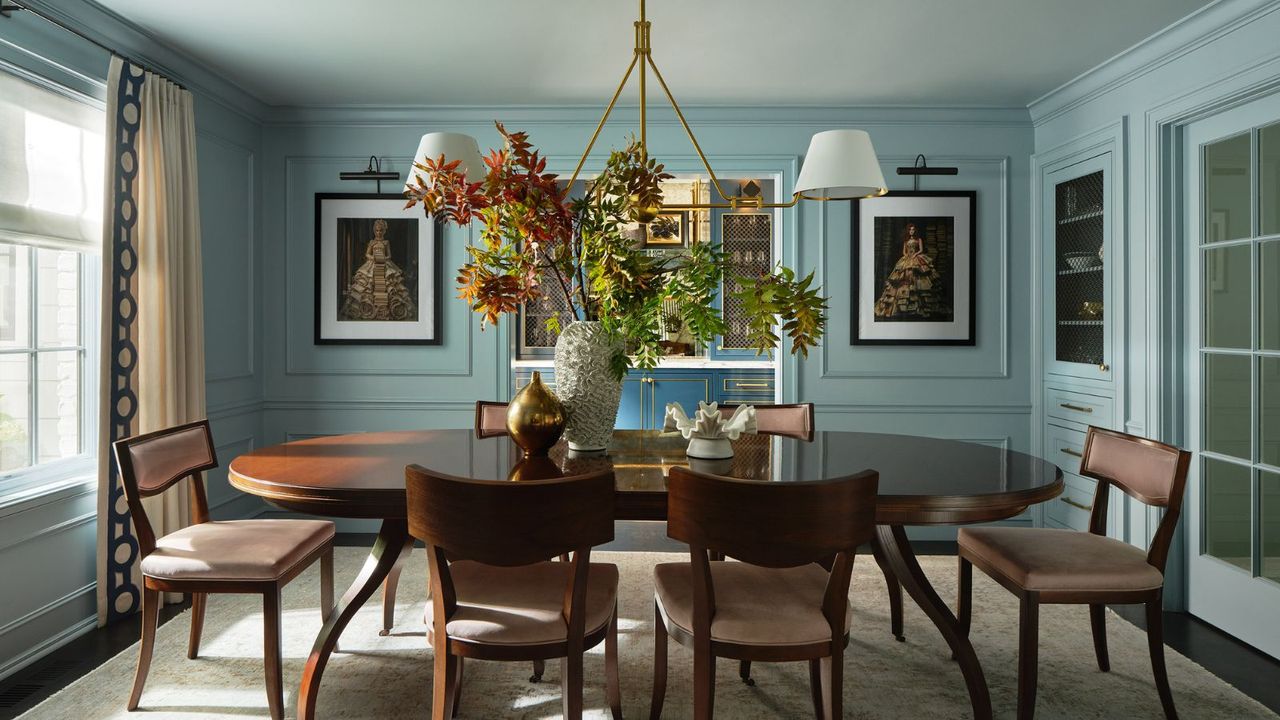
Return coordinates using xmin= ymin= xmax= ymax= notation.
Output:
xmin=0 ymin=614 xmax=96 ymax=683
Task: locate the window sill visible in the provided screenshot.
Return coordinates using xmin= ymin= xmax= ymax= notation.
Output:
xmin=0 ymin=460 xmax=97 ymax=517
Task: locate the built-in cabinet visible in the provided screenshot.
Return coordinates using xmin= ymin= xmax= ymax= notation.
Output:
xmin=515 ymin=367 xmax=774 ymax=430
xmin=1035 ymin=125 xmax=1125 ymax=532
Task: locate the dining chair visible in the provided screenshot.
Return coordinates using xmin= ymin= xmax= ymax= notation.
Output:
xmin=406 ymin=465 xmax=623 ymax=720
xmin=650 ymin=465 xmax=879 ymax=720
xmin=718 ymin=402 xmax=815 ymax=441
xmin=718 ymin=401 xmax=902 ymax=688
xmin=956 ymin=426 xmax=1191 ymax=720
xmin=475 ymin=399 xmax=509 ymax=438
xmin=113 ymin=419 xmax=335 ymax=720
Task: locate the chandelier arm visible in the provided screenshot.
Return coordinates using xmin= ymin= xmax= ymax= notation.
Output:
xmin=566 ymin=52 xmax=640 ymax=190
xmin=644 ymin=54 xmax=736 ymax=204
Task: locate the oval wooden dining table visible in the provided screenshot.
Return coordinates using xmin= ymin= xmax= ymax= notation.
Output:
xmin=229 ymin=429 xmax=1062 ymax=720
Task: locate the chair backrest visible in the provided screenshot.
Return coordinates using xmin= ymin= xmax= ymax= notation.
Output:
xmin=405 ymin=465 xmax=614 ymax=567
xmin=112 ymin=419 xmax=218 ymax=555
xmin=1079 ymin=426 xmax=1191 ymax=570
xmin=667 ymin=466 xmax=878 ymax=568
xmin=474 ymin=400 xmax=509 ymax=438
xmin=720 ymin=403 xmax=814 ymax=441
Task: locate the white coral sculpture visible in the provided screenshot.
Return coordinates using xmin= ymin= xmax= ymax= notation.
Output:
xmin=664 ymin=401 xmax=756 ymax=459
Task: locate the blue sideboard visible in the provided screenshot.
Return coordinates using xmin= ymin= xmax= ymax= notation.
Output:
xmin=513 ymin=367 xmax=775 ymax=430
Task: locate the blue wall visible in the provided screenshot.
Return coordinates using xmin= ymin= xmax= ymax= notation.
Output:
xmin=0 ymin=0 xmax=264 ymax=679
xmin=258 ymin=107 xmax=1036 ymax=534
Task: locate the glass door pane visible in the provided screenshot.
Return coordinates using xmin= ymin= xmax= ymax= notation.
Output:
xmin=1205 ymin=133 xmax=1253 ymax=242
xmin=1204 ymin=457 xmax=1253 ymax=572
xmin=1264 ymin=470 xmax=1280 ymax=583
xmin=1204 ymin=353 xmax=1253 ymax=460
xmin=1203 ymin=244 xmax=1252 ymax=349
xmin=1263 ymin=122 xmax=1280 ymax=237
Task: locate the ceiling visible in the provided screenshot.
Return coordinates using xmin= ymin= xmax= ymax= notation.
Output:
xmin=93 ymin=0 xmax=1215 ymax=108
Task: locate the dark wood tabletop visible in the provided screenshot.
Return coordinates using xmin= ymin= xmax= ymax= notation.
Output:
xmin=228 ymin=429 xmax=1062 ymax=526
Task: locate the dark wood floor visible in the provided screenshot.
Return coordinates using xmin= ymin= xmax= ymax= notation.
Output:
xmin=2 ymin=534 xmax=1277 ymax=718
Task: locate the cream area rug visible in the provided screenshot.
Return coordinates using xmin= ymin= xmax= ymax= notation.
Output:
xmin=19 ymin=548 xmax=1275 ymax=719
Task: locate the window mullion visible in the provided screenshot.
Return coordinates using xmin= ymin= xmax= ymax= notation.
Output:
xmin=27 ymin=249 xmax=38 ymax=467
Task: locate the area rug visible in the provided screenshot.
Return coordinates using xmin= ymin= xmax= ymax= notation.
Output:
xmin=18 ymin=548 xmax=1275 ymax=719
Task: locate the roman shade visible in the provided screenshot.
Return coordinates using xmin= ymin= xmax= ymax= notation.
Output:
xmin=0 ymin=68 xmax=104 ymax=252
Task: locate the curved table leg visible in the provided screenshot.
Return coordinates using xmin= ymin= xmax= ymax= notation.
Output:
xmin=871 ymin=534 xmax=905 ymax=641
xmin=875 ymin=524 xmax=992 ymax=720
xmin=298 ymin=519 xmax=412 ymax=720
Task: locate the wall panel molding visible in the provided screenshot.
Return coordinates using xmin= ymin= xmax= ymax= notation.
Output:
xmin=0 ymin=510 xmax=94 ymax=555
xmin=820 ymin=155 xmax=1011 ymax=379
xmin=198 ymin=131 xmax=258 ymax=384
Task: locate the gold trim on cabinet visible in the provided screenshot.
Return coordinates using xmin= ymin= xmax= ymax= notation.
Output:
xmin=1059 ymin=403 xmax=1093 ymax=413
xmin=1061 ymin=447 xmax=1083 ymax=458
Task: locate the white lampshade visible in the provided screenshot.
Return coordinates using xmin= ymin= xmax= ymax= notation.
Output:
xmin=792 ymin=129 xmax=888 ymax=200
xmin=405 ymin=132 xmax=485 ymax=191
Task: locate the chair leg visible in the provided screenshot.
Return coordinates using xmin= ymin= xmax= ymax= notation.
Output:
xmin=561 ymin=653 xmax=584 ymax=720
xmin=606 ymin=606 xmax=623 ymax=720
xmin=1147 ymin=595 xmax=1178 ymax=720
xmin=1089 ymin=604 xmax=1110 ymax=672
xmin=872 ymin=536 xmax=905 ymax=641
xmin=530 ymin=658 xmax=545 ymax=683
xmin=320 ymin=546 xmax=335 ymax=620
xmin=808 ymin=659 xmax=824 ymax=720
xmin=432 ymin=647 xmax=458 ymax=720
xmin=451 ymin=655 xmax=464 ymax=718
xmin=1017 ymin=594 xmax=1040 ymax=720
xmin=381 ymin=544 xmax=410 ymax=636
xmin=649 ymin=603 xmax=668 ymax=720
xmin=187 ymin=592 xmax=206 ymax=659
xmin=821 ymin=650 xmax=843 ymax=720
xmin=739 ymin=660 xmax=755 ymax=686
xmin=693 ymin=645 xmax=715 ymax=720
xmin=127 ymin=587 xmax=159 ymax=711
xmin=263 ymin=589 xmax=284 ymax=720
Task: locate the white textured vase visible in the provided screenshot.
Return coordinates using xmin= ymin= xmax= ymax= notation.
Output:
xmin=554 ymin=320 xmax=623 ymax=451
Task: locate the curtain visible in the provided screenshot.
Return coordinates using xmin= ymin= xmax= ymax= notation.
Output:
xmin=96 ymin=57 xmax=206 ymax=624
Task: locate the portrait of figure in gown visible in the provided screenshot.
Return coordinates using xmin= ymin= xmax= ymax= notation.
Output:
xmin=337 ymin=217 xmax=419 ymax=322
xmin=871 ymin=218 xmax=954 ymax=322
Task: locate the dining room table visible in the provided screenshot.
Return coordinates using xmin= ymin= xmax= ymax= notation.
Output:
xmin=228 ymin=428 xmax=1063 ymax=720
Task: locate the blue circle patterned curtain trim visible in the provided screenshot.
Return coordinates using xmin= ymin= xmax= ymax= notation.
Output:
xmin=104 ymin=61 xmax=145 ymax=622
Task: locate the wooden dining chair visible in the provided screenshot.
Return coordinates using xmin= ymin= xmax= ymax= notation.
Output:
xmin=650 ymin=466 xmax=879 ymax=719
xmin=406 ymin=465 xmax=623 ymax=720
xmin=718 ymin=402 xmax=815 ymax=441
xmin=475 ymin=399 xmax=509 ymax=438
xmin=113 ymin=419 xmax=335 ymax=720
xmin=956 ymin=426 xmax=1191 ymax=720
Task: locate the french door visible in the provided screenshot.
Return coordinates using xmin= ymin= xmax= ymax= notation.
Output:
xmin=1185 ymin=94 xmax=1280 ymax=659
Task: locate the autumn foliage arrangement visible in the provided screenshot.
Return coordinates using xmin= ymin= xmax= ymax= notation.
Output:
xmin=403 ymin=122 xmax=828 ymax=379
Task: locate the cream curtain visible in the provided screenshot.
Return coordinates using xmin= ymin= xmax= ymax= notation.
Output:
xmin=96 ymin=57 xmax=206 ymax=622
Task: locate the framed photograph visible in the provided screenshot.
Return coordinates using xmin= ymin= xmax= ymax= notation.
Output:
xmin=314 ymin=193 xmax=442 ymax=345
xmin=851 ymin=190 xmax=976 ymax=345
xmin=643 ymin=211 xmax=687 ymax=247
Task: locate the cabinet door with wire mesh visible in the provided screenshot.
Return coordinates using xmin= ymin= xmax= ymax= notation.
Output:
xmin=713 ymin=212 xmax=774 ymax=358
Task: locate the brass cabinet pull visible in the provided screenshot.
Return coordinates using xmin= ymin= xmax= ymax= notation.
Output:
xmin=1061 ymin=497 xmax=1092 ymax=512
xmin=1059 ymin=403 xmax=1092 ymax=413
xmin=733 ymin=382 xmax=770 ymax=388
xmin=1099 ymin=363 xmax=1110 ymax=372
xmin=1061 ymin=447 xmax=1083 ymax=458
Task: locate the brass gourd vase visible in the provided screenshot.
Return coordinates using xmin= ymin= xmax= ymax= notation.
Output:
xmin=506 ymin=371 xmax=567 ymax=457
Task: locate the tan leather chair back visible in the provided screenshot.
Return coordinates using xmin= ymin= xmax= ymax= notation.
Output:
xmin=720 ymin=403 xmax=814 ymax=441
xmin=112 ymin=419 xmax=218 ymax=555
xmin=474 ymin=401 xmax=509 ymax=438
xmin=1080 ymin=427 xmax=1188 ymax=509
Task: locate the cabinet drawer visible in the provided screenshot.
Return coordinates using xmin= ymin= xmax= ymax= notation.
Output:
xmin=515 ymin=370 xmax=555 ymax=392
xmin=1044 ymin=473 xmax=1096 ymax=531
xmin=1045 ymin=423 xmax=1087 ymax=476
xmin=1045 ymin=387 xmax=1112 ymax=427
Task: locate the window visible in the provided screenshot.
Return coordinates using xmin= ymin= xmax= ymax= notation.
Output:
xmin=0 ymin=68 xmax=103 ymax=490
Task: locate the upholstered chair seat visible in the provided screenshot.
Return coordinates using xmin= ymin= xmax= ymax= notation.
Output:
xmin=654 ymin=561 xmax=851 ymax=646
xmin=958 ymin=527 xmax=1164 ymax=594
xmin=140 ymin=519 xmax=335 ymax=582
xmin=428 ymin=561 xmax=619 ymax=647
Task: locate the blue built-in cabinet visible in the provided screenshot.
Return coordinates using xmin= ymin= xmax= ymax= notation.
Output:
xmin=514 ymin=367 xmax=775 ymax=430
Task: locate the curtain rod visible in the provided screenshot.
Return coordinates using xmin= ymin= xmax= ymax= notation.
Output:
xmin=0 ymin=1 xmax=187 ymax=90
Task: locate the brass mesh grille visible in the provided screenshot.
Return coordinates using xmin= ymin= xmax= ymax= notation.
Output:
xmin=720 ymin=213 xmax=773 ymax=349
xmin=1053 ymin=170 xmax=1105 ymax=365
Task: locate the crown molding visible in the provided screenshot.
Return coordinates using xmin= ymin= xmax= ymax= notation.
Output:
xmin=1029 ymin=0 xmax=1280 ymax=126
xmin=264 ymin=103 xmax=1032 ymax=129
xmin=17 ymin=0 xmax=269 ymax=122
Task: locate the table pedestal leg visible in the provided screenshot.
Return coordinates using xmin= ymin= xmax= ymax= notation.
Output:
xmin=298 ymin=519 xmax=412 ymax=720
xmin=875 ymin=524 xmax=992 ymax=720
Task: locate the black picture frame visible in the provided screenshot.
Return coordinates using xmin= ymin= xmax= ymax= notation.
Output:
xmin=851 ymin=190 xmax=977 ymax=346
xmin=313 ymin=192 xmax=444 ymax=346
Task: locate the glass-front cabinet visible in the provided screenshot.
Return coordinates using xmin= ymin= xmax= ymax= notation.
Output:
xmin=1044 ymin=153 xmax=1115 ymax=383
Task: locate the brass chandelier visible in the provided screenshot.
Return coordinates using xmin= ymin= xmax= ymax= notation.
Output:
xmin=409 ymin=0 xmax=888 ymax=211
